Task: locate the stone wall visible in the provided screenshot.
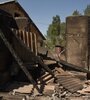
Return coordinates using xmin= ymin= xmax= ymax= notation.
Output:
xmin=66 ymin=16 xmax=90 ymax=69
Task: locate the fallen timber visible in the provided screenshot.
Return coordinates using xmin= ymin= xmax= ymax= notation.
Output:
xmin=0 ymin=27 xmax=55 ymax=93
xmin=43 ymin=40 xmax=90 ymax=74
xmin=57 ymin=60 xmax=90 ymax=73
xmin=0 ymin=11 xmax=55 ymax=93
xmin=0 ymin=9 xmax=90 ymax=97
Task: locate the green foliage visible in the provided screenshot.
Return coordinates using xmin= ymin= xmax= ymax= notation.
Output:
xmin=84 ymin=4 xmax=90 ymax=16
xmin=47 ymin=15 xmax=61 ymax=49
xmin=71 ymin=5 xmax=90 ymax=16
xmin=72 ymin=10 xmax=81 ymax=16
xmin=46 ymin=4 xmax=90 ymax=50
xmin=46 ymin=15 xmax=66 ymax=50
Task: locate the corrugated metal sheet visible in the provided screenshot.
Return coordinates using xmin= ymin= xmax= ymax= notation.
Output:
xmin=57 ymin=73 xmax=83 ymax=93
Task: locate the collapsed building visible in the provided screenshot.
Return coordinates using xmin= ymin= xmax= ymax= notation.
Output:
xmin=0 ymin=0 xmax=90 ymax=100
xmin=0 ymin=0 xmax=45 ymax=55
xmin=0 ymin=0 xmax=47 ymax=84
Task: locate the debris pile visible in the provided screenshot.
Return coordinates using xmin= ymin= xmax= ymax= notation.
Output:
xmin=0 ymin=3 xmax=90 ymax=100
xmin=0 ymin=69 xmax=90 ymax=100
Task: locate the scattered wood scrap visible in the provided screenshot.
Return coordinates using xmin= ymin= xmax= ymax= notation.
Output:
xmin=13 ymin=84 xmax=55 ymax=95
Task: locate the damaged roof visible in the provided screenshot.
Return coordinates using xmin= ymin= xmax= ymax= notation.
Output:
xmin=0 ymin=0 xmax=16 ymax=4
xmin=0 ymin=0 xmax=46 ymax=40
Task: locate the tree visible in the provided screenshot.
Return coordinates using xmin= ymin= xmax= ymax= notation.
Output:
xmin=60 ymin=22 xmax=66 ymax=46
xmin=46 ymin=15 xmax=66 ymax=50
xmin=47 ymin=15 xmax=61 ymax=49
xmin=72 ymin=10 xmax=81 ymax=16
xmin=84 ymin=5 xmax=90 ymax=16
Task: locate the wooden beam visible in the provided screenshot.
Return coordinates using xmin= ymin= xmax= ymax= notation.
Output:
xmin=0 ymin=30 xmax=41 ymax=93
xmin=58 ymin=60 xmax=90 ymax=73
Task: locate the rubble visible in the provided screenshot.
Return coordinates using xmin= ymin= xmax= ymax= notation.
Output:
xmin=0 ymin=71 xmax=90 ymax=100
xmin=0 ymin=2 xmax=90 ymax=100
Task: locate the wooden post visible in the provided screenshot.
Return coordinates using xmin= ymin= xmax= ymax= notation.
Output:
xmin=22 ymin=30 xmax=26 ymax=44
xmin=15 ymin=30 xmax=17 ymax=36
xmin=28 ymin=32 xmax=31 ymax=49
xmin=30 ymin=32 xmax=33 ymax=52
xmin=34 ymin=33 xmax=37 ymax=55
xmin=26 ymin=31 xmax=29 ymax=47
xmin=18 ymin=30 xmax=22 ymax=40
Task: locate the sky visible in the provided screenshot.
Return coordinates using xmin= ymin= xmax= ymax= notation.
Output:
xmin=0 ymin=0 xmax=90 ymax=35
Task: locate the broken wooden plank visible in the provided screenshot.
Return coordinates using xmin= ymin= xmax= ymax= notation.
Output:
xmin=38 ymin=57 xmax=55 ymax=78
xmin=66 ymin=97 xmax=90 ymax=100
xmin=0 ymin=25 xmax=55 ymax=93
xmin=0 ymin=30 xmax=40 ymax=93
xmin=78 ymin=86 xmax=90 ymax=95
xmin=37 ymin=72 xmax=54 ymax=84
xmin=13 ymin=84 xmax=55 ymax=95
xmin=11 ymin=28 xmax=55 ymax=78
xmin=12 ymin=28 xmax=55 ymax=79
xmin=43 ymin=60 xmax=57 ymax=65
xmin=0 ymin=92 xmax=24 ymax=100
xmin=58 ymin=60 xmax=90 ymax=73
